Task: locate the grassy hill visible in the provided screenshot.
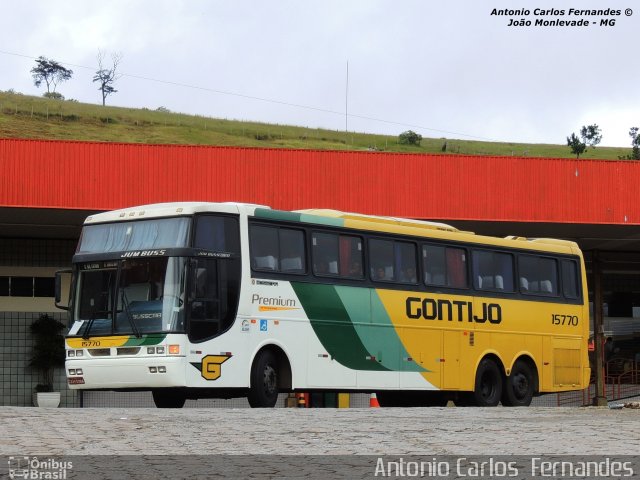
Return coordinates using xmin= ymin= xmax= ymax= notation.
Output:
xmin=0 ymin=90 xmax=632 ymax=160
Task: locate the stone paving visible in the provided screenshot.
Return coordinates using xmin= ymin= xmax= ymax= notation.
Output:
xmin=1 ymin=406 xmax=639 ymax=456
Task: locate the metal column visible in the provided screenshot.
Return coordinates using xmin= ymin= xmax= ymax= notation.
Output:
xmin=592 ymin=250 xmax=607 ymax=406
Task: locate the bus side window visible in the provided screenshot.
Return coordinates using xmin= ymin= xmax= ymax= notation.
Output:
xmin=423 ymin=244 xmax=468 ymax=288
xmin=518 ymin=255 xmax=558 ymax=296
xmin=312 ymin=232 xmax=363 ymax=279
xmin=561 ymin=259 xmax=579 ymax=299
xmin=279 ymin=229 xmax=306 ymax=274
xmin=194 ymin=215 xmax=240 ymax=253
xmin=395 ymin=242 xmax=417 ymax=284
xmin=251 ymin=226 xmax=279 ymax=271
xmin=369 ymin=239 xmax=395 ymax=281
xmin=423 ymin=245 xmax=446 ymax=286
xmin=473 ymin=250 xmax=514 ymax=292
xmin=312 ymin=232 xmax=339 ymax=276
xmin=250 ymin=225 xmax=306 ymax=274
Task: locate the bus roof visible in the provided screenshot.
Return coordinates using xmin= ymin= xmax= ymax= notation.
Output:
xmin=84 ymin=202 xmax=581 ymax=255
xmin=84 ymin=202 xmax=269 ymax=224
xmin=290 ymin=209 xmax=580 ymax=255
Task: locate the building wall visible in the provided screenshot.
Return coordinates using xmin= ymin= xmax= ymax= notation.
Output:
xmin=0 ymin=238 xmax=77 ymax=407
xmin=2 ymin=138 xmax=640 ymax=225
xmin=0 ymin=311 xmax=78 ymax=407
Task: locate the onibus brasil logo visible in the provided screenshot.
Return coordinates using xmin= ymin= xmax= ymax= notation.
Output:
xmin=8 ymin=456 xmax=73 ymax=479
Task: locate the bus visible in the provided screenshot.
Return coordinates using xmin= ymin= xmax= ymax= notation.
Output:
xmin=57 ymin=202 xmax=590 ymax=408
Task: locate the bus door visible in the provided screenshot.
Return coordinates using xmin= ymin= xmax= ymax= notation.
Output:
xmin=187 ymin=257 xmax=240 ymax=343
xmin=442 ymin=330 xmax=462 ymax=389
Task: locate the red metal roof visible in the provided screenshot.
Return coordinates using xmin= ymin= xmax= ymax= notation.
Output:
xmin=1 ymin=138 xmax=639 ymax=225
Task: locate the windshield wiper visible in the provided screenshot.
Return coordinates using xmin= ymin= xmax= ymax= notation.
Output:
xmin=120 ymin=288 xmax=142 ymax=338
xmin=82 ymin=311 xmax=96 ymax=339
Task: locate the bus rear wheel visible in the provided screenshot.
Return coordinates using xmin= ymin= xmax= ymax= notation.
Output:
xmin=152 ymin=389 xmax=186 ymax=408
xmin=472 ymin=358 xmax=502 ymax=407
xmin=248 ymin=350 xmax=279 ymax=408
xmin=502 ymin=360 xmax=535 ymax=407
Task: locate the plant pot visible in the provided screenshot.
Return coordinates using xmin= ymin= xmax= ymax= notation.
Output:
xmin=33 ymin=392 xmax=61 ymax=408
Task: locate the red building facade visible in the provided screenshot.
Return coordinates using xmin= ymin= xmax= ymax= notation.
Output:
xmin=2 ymin=138 xmax=639 ymax=225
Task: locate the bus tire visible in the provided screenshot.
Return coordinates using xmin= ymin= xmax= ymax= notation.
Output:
xmin=152 ymin=389 xmax=186 ymax=408
xmin=502 ymin=360 xmax=535 ymax=407
xmin=248 ymin=350 xmax=279 ymax=408
xmin=472 ymin=358 xmax=502 ymax=407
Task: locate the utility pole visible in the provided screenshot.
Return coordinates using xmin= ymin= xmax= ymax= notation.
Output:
xmin=345 ymin=61 xmax=349 ymax=135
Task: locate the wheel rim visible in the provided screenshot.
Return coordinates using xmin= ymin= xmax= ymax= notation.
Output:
xmin=480 ymin=371 xmax=496 ymax=400
xmin=512 ymin=371 xmax=530 ymax=400
xmin=263 ymin=364 xmax=277 ymax=395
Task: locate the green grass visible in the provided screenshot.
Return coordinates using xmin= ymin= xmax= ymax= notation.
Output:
xmin=0 ymin=90 xmax=632 ymax=160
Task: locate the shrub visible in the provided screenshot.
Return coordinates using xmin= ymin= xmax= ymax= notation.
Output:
xmin=43 ymin=92 xmax=65 ymax=100
xmin=398 ymin=130 xmax=422 ymax=146
xmin=30 ymin=314 xmax=65 ymax=392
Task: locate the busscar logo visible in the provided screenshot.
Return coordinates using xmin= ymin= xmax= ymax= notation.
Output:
xmin=253 ymin=279 xmax=279 ymax=287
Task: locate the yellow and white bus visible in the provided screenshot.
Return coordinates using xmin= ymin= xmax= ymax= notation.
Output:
xmin=58 ymin=202 xmax=590 ymax=407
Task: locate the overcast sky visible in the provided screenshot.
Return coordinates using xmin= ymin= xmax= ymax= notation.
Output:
xmin=1 ymin=1 xmax=637 ymax=147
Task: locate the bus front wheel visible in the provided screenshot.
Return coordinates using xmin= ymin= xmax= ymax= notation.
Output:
xmin=248 ymin=350 xmax=279 ymax=408
xmin=472 ymin=358 xmax=502 ymax=407
xmin=502 ymin=360 xmax=535 ymax=407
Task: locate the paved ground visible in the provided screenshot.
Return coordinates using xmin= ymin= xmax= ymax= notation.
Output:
xmin=1 ymin=406 xmax=639 ymax=456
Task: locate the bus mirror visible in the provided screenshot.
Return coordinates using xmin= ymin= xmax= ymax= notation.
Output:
xmin=55 ymin=269 xmax=72 ymax=311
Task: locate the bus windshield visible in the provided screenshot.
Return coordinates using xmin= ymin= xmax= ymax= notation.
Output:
xmin=71 ymin=257 xmax=187 ymax=337
xmin=77 ymin=217 xmax=191 ymax=254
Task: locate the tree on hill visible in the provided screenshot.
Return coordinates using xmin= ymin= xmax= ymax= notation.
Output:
xmin=618 ymin=127 xmax=640 ymax=160
xmin=30 ymin=56 xmax=73 ymax=95
xmin=567 ymin=124 xmax=602 ymax=158
xmin=93 ymin=51 xmax=122 ymax=106
xmin=398 ymin=130 xmax=422 ymax=146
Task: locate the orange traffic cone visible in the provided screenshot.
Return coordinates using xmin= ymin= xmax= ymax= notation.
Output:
xmin=297 ymin=392 xmax=307 ymax=408
xmin=369 ymin=392 xmax=381 ymax=408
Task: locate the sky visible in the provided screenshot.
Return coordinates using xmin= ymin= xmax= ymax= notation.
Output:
xmin=0 ymin=1 xmax=638 ymax=147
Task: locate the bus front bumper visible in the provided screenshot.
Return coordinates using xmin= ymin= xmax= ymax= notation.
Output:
xmin=65 ymin=356 xmax=186 ymax=390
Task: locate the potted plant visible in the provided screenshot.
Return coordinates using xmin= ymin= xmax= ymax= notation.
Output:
xmin=30 ymin=314 xmax=66 ymax=407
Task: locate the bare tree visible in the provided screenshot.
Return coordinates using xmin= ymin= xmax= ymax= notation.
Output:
xmin=31 ymin=56 xmax=73 ymax=94
xmin=93 ymin=51 xmax=122 ymax=106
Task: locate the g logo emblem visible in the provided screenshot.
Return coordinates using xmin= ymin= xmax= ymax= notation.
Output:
xmin=201 ymin=355 xmax=231 ymax=380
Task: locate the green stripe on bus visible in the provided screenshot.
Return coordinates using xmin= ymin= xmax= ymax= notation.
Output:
xmin=370 ymin=289 xmax=426 ymax=372
xmin=254 ymin=208 xmax=344 ymax=228
xmin=254 ymin=209 xmax=303 ymax=222
xmin=335 ymin=286 xmax=426 ymax=372
xmin=291 ymin=282 xmax=388 ymax=371
xmin=123 ymin=334 xmax=166 ymax=346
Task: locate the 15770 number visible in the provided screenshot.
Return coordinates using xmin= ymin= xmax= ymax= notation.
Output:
xmin=551 ymin=314 xmax=578 ymax=326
